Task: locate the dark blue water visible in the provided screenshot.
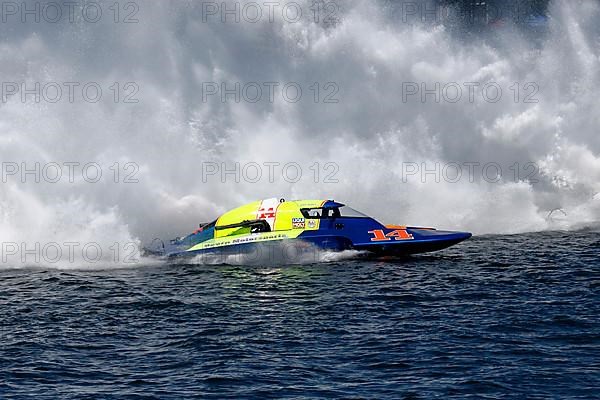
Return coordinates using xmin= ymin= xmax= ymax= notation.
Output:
xmin=1 ymin=231 xmax=599 ymax=399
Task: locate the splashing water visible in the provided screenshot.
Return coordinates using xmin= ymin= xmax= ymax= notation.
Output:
xmin=1 ymin=0 xmax=599 ymax=268
xmin=186 ymin=241 xmax=367 ymax=266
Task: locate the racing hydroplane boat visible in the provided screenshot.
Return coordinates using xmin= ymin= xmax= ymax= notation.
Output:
xmin=154 ymin=198 xmax=471 ymax=258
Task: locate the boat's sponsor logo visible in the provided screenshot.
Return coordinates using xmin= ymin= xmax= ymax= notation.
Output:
xmin=292 ymin=217 xmax=305 ymax=229
xmin=368 ymin=229 xmax=414 ymax=241
xmin=190 ymin=232 xmax=290 ymax=250
xmin=307 ymin=220 xmax=317 ymax=229
xmin=231 ymin=233 xmax=288 ymax=244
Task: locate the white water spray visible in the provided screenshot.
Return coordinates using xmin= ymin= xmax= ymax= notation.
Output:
xmin=1 ymin=0 xmax=599 ymax=267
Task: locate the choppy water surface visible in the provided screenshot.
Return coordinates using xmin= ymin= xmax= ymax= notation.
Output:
xmin=1 ymin=231 xmax=599 ymax=399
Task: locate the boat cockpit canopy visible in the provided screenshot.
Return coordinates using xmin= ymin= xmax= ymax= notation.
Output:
xmin=300 ymin=205 xmax=369 ymax=219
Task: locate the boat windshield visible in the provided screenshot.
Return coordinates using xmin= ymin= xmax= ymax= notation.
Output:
xmin=338 ymin=206 xmax=369 ymax=218
xmin=301 ymin=206 xmax=369 ymax=219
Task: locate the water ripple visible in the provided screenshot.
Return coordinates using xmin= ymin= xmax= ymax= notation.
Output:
xmin=1 ymin=231 xmax=599 ymax=398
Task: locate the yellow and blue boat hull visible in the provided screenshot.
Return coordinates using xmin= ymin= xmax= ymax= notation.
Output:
xmin=159 ymin=198 xmax=471 ymax=259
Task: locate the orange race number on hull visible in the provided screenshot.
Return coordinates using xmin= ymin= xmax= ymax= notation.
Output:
xmin=368 ymin=229 xmax=414 ymax=241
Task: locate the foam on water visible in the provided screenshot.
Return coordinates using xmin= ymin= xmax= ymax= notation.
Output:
xmin=187 ymin=242 xmax=367 ymax=266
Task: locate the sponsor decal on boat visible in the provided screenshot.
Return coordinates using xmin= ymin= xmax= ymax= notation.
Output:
xmin=292 ymin=217 xmax=305 ymax=229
